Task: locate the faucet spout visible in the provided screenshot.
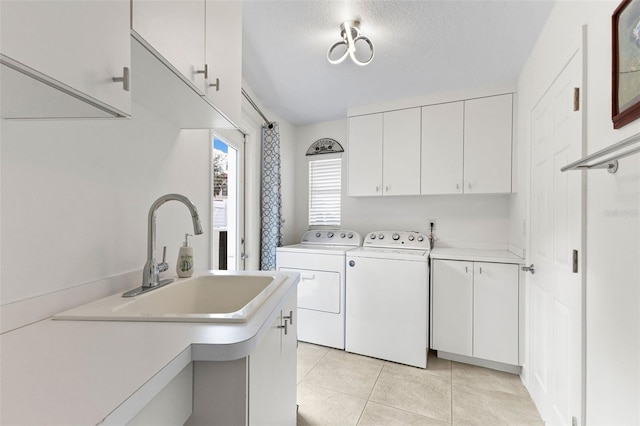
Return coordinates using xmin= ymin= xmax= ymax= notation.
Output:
xmin=143 ymin=194 xmax=203 ymax=289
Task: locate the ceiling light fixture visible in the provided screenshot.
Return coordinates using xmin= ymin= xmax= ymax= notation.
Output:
xmin=327 ymin=20 xmax=374 ymax=66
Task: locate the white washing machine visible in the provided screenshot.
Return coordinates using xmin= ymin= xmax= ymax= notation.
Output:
xmin=346 ymin=231 xmax=430 ymax=368
xmin=276 ymin=230 xmax=361 ymax=349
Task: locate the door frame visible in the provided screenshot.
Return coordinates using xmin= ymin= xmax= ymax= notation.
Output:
xmin=526 ymin=26 xmax=587 ymax=425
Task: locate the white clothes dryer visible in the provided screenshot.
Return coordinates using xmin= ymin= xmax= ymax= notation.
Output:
xmin=346 ymin=231 xmax=430 ymax=368
xmin=276 ymin=230 xmax=361 ymax=349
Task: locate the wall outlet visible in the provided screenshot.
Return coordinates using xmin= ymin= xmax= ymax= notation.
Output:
xmin=427 ymin=218 xmax=437 ymax=231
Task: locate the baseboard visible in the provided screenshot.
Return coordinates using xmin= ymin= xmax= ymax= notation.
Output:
xmin=436 ymin=351 xmax=522 ymax=375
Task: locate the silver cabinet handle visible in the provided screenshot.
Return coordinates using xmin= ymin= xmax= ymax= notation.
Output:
xmin=283 ymin=310 xmax=294 ymax=325
xmin=456 ymin=183 xmax=460 ymax=190
xmin=375 ymin=186 xmax=379 ymax=192
xmin=209 ymin=77 xmax=220 ymax=91
xmin=277 ymin=321 xmax=288 ymax=335
xmin=385 ymin=185 xmax=389 ymax=192
xmin=521 ymin=264 xmax=535 ymax=274
xmin=468 ymin=182 xmax=472 ymax=190
xmin=112 ymin=67 xmax=130 ymax=92
xmin=195 ymin=64 xmax=208 ymax=79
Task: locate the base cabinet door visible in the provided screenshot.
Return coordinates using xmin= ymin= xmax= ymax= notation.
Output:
xmin=473 ymin=262 xmax=519 ymax=365
xmin=249 ymin=289 xmax=297 ymax=425
xmin=431 ymin=260 xmax=473 ymax=356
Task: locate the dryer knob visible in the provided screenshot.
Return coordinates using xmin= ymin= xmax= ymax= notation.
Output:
xmin=378 ymin=234 xmax=384 ymax=240
xmin=408 ymin=234 xmax=415 ymax=241
xmin=348 ymin=233 xmax=354 ymax=238
xmin=327 ymin=231 xmax=334 ymax=238
xmin=340 ymin=232 xmax=346 ymax=238
xmin=392 ymin=233 xmax=400 ymax=241
xmin=417 ymin=235 xmax=424 ymax=242
xmin=349 ymin=260 xmax=356 ymax=267
xmin=370 ymin=234 xmax=376 ymax=239
xmin=316 ymin=232 xmax=322 ymax=238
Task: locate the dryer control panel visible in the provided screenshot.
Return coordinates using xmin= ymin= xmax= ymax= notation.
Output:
xmin=301 ymin=229 xmax=362 ymax=246
xmin=363 ymin=231 xmax=430 ymax=250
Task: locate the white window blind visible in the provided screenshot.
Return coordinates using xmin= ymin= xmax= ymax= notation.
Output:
xmin=309 ymin=158 xmax=341 ymax=226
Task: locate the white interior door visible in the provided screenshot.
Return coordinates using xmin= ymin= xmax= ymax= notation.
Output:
xmin=529 ymin=48 xmax=584 ymax=425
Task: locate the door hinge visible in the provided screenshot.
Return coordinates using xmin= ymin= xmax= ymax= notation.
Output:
xmin=572 ymin=249 xmax=579 ymax=273
xmin=573 ymin=87 xmax=580 ymax=111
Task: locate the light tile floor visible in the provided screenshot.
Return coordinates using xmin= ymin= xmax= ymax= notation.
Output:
xmin=296 ymin=342 xmax=543 ymax=426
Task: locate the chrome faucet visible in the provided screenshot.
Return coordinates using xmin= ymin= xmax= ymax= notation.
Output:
xmin=123 ymin=194 xmax=203 ymax=297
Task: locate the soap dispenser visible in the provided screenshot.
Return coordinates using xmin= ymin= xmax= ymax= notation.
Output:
xmin=177 ymin=233 xmax=194 ymax=278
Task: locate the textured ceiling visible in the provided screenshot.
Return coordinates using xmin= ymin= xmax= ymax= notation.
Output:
xmin=242 ymin=0 xmax=555 ymax=126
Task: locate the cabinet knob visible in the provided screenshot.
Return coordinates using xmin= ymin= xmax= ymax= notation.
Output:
xmin=456 ymin=183 xmax=460 ymax=190
xmin=195 ymin=64 xmax=209 ymax=80
xmin=385 ymin=185 xmax=389 ymax=192
xmin=375 ymin=186 xmax=379 ymax=193
xmin=209 ymin=77 xmax=220 ymax=91
xmin=468 ymin=183 xmax=472 ymax=190
xmin=112 ymin=67 xmax=130 ymax=92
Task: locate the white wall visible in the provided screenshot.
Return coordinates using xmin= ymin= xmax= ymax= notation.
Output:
xmin=293 ymin=119 xmax=512 ymax=248
xmin=1 ymin=100 xmax=211 ymax=317
xmin=513 ymin=1 xmax=640 ymax=423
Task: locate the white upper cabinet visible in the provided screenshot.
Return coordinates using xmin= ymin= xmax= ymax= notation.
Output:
xmin=348 ymin=109 xmax=421 ymax=197
xmin=348 ymin=114 xmax=383 ymax=196
xmin=1 ymin=0 xmax=131 ymax=118
xmin=132 ymin=0 xmax=242 ymax=125
xmin=383 ymin=108 xmax=421 ymax=196
xmin=132 ymin=0 xmax=206 ymax=89
xmin=463 ymin=94 xmax=513 ymax=193
xmin=204 ymin=0 xmax=242 ymax=126
xmin=421 ymin=102 xmax=464 ymax=194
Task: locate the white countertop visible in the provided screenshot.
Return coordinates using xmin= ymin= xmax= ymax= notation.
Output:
xmin=430 ymin=247 xmax=524 ymax=264
xmin=0 ymin=271 xmax=299 ymax=426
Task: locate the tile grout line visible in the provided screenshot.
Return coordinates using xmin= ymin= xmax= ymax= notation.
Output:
xmin=354 ymin=360 xmax=386 ymax=425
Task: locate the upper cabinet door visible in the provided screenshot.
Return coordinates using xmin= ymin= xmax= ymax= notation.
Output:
xmin=421 ymin=102 xmax=464 ymax=194
xmin=1 ymin=0 xmax=131 ymax=117
xmin=348 ymin=114 xmax=383 ymax=197
xmin=383 ymin=108 xmax=421 ymax=196
xmin=132 ymin=0 xmax=206 ymax=90
xmin=204 ymin=0 xmax=242 ymax=126
xmin=464 ymin=94 xmax=513 ymax=194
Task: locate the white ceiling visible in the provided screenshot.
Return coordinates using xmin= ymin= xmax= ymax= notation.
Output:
xmin=242 ymin=0 xmax=555 ymax=126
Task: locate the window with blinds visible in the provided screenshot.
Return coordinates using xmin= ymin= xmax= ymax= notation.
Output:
xmin=309 ymin=158 xmax=341 ymax=226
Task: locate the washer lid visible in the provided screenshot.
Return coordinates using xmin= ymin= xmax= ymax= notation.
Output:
xmin=347 ymin=246 xmax=429 ymax=261
xmin=276 ymin=243 xmax=360 ymax=255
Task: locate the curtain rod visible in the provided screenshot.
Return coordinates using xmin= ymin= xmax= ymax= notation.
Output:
xmin=241 ymin=88 xmax=272 ymax=125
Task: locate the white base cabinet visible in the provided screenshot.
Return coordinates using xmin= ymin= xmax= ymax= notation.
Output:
xmin=187 ymin=288 xmax=297 ymax=426
xmin=432 ymin=259 xmax=519 ymax=366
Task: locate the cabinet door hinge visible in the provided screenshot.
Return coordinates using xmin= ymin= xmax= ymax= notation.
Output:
xmin=573 ymin=87 xmax=580 ymax=112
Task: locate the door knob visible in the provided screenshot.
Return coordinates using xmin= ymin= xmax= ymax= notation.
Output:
xmin=521 ymin=264 xmax=535 ymax=274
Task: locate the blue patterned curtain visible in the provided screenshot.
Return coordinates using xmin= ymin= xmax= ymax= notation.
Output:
xmin=260 ymin=122 xmax=283 ymax=270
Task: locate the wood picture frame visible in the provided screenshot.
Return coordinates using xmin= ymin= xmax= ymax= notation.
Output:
xmin=612 ymin=0 xmax=640 ymax=128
